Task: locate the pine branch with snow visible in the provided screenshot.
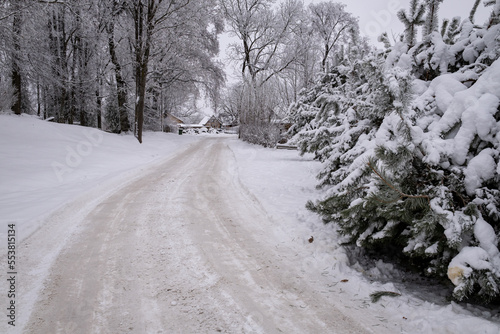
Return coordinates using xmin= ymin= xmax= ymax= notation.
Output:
xmin=469 ymin=0 xmax=482 ymax=23
xmin=423 ymin=0 xmax=445 ymax=38
xmin=397 ymin=0 xmax=426 ymax=48
xmin=442 ymin=17 xmax=461 ymax=45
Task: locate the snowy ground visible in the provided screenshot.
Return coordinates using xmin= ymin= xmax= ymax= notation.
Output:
xmin=0 ymin=114 xmax=499 ymax=333
xmin=0 ymin=114 xmax=200 ymax=241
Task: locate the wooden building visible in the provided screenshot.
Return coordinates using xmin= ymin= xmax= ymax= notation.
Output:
xmin=200 ymin=115 xmax=222 ymax=129
xmin=164 ymin=114 xmax=184 ymax=132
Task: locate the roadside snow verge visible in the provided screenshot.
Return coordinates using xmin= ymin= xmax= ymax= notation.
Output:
xmin=0 ymin=114 xmax=200 ymax=241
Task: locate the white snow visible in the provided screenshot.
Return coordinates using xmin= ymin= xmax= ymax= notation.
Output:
xmin=226 ymin=134 xmax=500 ymax=333
xmin=429 ymin=74 xmax=467 ymax=114
xmin=449 ymin=247 xmax=491 ymax=281
xmin=475 ymin=218 xmax=500 ymax=258
xmin=464 ymin=149 xmax=497 ymax=195
xmin=0 ymin=114 xmax=200 ymax=241
xmin=420 ymin=58 xmax=500 ymax=173
xmin=199 ymin=115 xmax=211 ymax=125
xmin=1 ymin=114 xmax=500 ymax=333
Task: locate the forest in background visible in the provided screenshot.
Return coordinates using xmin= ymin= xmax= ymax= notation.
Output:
xmin=0 ymin=0 xmax=225 ymax=142
xmin=0 ymin=0 xmax=369 ymax=144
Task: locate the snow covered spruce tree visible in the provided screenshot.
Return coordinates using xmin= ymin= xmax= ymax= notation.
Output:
xmin=291 ymin=0 xmax=500 ymax=303
xmin=407 ymin=2 xmax=500 ymax=302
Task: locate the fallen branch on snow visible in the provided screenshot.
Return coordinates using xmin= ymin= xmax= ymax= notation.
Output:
xmin=369 ymin=291 xmax=401 ymax=303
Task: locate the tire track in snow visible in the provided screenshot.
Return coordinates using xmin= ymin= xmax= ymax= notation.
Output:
xmin=22 ymin=138 xmax=369 ymax=334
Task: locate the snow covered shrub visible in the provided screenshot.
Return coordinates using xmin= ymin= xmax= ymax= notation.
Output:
xmin=237 ymin=77 xmax=285 ymax=148
xmin=240 ymin=123 xmax=281 ymax=148
xmin=291 ymin=6 xmax=500 ymax=303
xmin=408 ymin=12 xmax=500 ymax=302
xmin=304 ymin=64 xmax=445 ymax=268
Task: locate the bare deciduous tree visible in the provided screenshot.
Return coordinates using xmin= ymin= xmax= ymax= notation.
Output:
xmin=103 ymin=0 xmax=130 ymax=132
xmin=221 ymin=0 xmax=305 ymax=145
xmin=127 ymin=0 xmax=223 ymax=143
xmin=309 ymin=2 xmax=357 ymax=73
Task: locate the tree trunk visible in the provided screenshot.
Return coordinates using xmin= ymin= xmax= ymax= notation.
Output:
xmin=49 ymin=8 xmax=68 ymax=123
xmin=136 ymin=68 xmax=147 ymax=143
xmin=134 ymin=2 xmax=144 ymax=143
xmin=133 ymin=0 xmax=153 ymax=144
xmin=11 ymin=66 xmax=21 ymax=115
xmin=59 ymin=89 xmax=67 ymax=123
xmin=321 ymin=43 xmax=329 ymax=73
xmin=11 ymin=6 xmax=22 ymax=115
xmin=107 ymin=15 xmax=130 ymax=133
xmin=37 ymin=79 xmax=41 ymax=117
xmin=96 ymin=88 xmax=102 ymax=129
xmin=242 ymin=36 xmax=253 ymax=77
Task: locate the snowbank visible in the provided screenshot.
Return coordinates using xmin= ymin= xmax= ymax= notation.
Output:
xmin=0 ymin=114 xmax=200 ymax=241
xmin=228 ymin=140 xmax=500 ymax=333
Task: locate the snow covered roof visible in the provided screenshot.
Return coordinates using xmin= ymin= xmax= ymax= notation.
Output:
xmin=166 ymin=113 xmax=184 ymax=124
xmin=199 ymin=116 xmax=211 ymax=125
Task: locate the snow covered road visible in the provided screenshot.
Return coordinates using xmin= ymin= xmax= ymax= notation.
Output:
xmin=21 ymin=138 xmax=368 ymax=333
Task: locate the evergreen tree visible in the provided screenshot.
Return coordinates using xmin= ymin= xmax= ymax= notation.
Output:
xmin=290 ymin=3 xmax=500 ymax=303
xmin=397 ymin=0 xmax=426 ymax=48
xmin=378 ymin=32 xmax=392 ymax=50
xmin=440 ymin=18 xmax=449 ymax=37
xmin=485 ymin=0 xmax=500 ymax=26
xmin=306 ymin=64 xmax=425 ymax=260
xmin=469 ymin=0 xmax=481 ymax=23
xmin=423 ymin=0 xmax=445 ymax=38
xmin=442 ymin=17 xmax=461 ymax=44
